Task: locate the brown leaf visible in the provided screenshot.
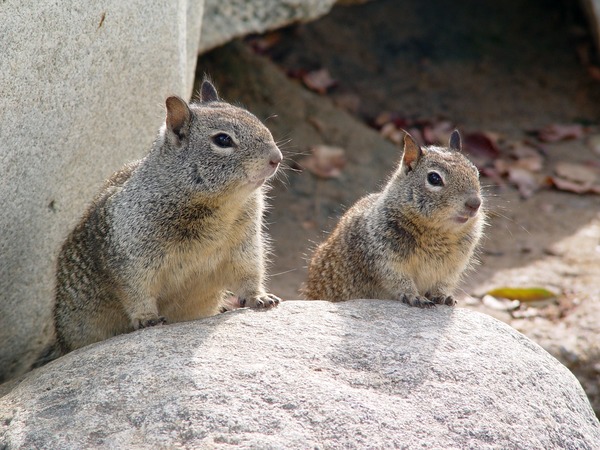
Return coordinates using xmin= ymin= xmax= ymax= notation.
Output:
xmin=463 ymin=132 xmax=501 ymax=168
xmin=300 ymin=145 xmax=346 ymax=179
xmin=422 ymin=120 xmax=454 ymax=146
xmin=550 ymin=176 xmax=600 ymax=195
xmin=493 ymin=159 xmax=511 ymax=175
xmin=494 ymin=155 xmax=543 ymax=176
xmin=509 ymin=142 xmax=544 ymax=172
xmin=554 ymin=162 xmax=599 ymax=185
xmin=507 ymin=167 xmax=545 ymax=199
xmin=302 ymin=69 xmax=337 ymax=95
xmin=537 ymin=123 xmax=585 ymax=142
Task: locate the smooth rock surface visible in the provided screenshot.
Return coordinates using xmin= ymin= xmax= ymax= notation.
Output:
xmin=0 ymin=0 xmax=203 ymax=382
xmin=199 ymin=0 xmax=338 ymax=51
xmin=1 ymin=301 xmax=598 ymax=449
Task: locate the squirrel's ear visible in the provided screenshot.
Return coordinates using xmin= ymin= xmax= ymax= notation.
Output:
xmin=200 ymin=79 xmax=220 ymax=103
xmin=401 ymin=131 xmax=422 ymax=173
xmin=165 ymin=96 xmax=191 ymax=146
xmin=449 ymin=130 xmax=462 ymax=152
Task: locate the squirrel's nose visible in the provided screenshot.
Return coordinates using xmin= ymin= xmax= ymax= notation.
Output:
xmin=269 ymin=150 xmax=283 ymax=168
xmin=465 ymin=196 xmax=481 ymax=213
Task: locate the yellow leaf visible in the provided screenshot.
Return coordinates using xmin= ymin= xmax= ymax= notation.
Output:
xmin=486 ymin=287 xmax=557 ymax=302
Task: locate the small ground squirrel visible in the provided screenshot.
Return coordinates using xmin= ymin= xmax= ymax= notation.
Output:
xmin=49 ymin=80 xmax=283 ymax=355
xmin=304 ymin=130 xmax=484 ymax=307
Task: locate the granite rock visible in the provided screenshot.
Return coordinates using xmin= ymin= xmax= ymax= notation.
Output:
xmin=1 ymin=301 xmax=598 ymax=448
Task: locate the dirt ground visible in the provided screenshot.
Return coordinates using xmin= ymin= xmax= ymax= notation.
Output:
xmin=198 ymin=0 xmax=600 ymax=415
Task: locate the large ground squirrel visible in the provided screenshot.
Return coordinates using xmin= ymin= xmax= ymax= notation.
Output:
xmin=52 ymin=80 xmax=283 ymax=354
xmin=304 ymin=130 xmax=484 ymax=307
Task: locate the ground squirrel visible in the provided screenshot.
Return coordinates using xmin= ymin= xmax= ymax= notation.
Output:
xmin=304 ymin=130 xmax=484 ymax=307
xmin=49 ymin=80 xmax=282 ymax=355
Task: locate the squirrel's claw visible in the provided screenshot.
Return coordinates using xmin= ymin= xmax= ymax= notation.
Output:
xmin=134 ymin=316 xmax=167 ymax=329
xmin=401 ymin=294 xmax=435 ymax=309
xmin=239 ymin=293 xmax=281 ymax=309
xmin=428 ymin=295 xmax=456 ymax=307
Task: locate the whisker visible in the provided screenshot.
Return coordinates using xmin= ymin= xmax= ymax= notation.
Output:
xmin=270 ymin=268 xmax=299 ymax=277
xmin=276 ymin=137 xmax=293 ymax=147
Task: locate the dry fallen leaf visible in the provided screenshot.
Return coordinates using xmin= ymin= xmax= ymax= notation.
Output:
xmin=300 ymin=145 xmax=346 ymax=179
xmin=550 ymin=176 xmax=600 ymax=195
xmin=463 ymin=132 xmax=501 ymax=168
xmin=302 ymin=69 xmax=337 ymax=95
xmin=509 ymin=142 xmax=544 ymax=172
xmin=422 ymin=120 xmax=454 ymax=146
xmin=554 ymin=161 xmax=599 ymax=184
xmin=494 ymin=155 xmax=542 ymax=176
xmin=507 ymin=167 xmax=546 ymax=199
xmin=537 ymin=123 xmax=585 ymax=142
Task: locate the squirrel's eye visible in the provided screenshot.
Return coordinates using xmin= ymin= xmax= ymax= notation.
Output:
xmin=427 ymin=171 xmax=444 ymax=187
xmin=212 ymin=133 xmax=233 ymax=148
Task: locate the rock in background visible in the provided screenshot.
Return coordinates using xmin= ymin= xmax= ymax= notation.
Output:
xmin=0 ymin=0 xmax=203 ymax=383
xmin=199 ymin=0 xmax=338 ymax=52
xmin=1 ymin=301 xmax=598 ymax=448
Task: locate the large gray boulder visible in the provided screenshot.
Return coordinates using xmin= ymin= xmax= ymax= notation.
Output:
xmin=1 ymin=300 xmax=598 ymax=449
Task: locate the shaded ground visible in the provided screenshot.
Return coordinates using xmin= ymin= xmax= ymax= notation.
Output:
xmin=198 ymin=0 xmax=600 ymax=415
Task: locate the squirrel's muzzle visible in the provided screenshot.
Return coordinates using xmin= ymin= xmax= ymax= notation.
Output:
xmin=464 ymin=196 xmax=482 ymax=216
xmin=269 ymin=153 xmax=282 ymax=168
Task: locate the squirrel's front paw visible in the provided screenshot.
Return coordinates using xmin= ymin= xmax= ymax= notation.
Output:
xmin=428 ymin=295 xmax=456 ymax=306
xmin=400 ymin=294 xmax=435 ymax=308
xmin=239 ymin=293 xmax=281 ymax=309
xmin=132 ymin=315 xmax=167 ymax=330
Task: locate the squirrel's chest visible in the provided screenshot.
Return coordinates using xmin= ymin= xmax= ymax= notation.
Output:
xmin=401 ymin=239 xmax=470 ymax=290
xmin=164 ymin=221 xmax=246 ymax=274
xmin=152 ymin=209 xmax=253 ymax=290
